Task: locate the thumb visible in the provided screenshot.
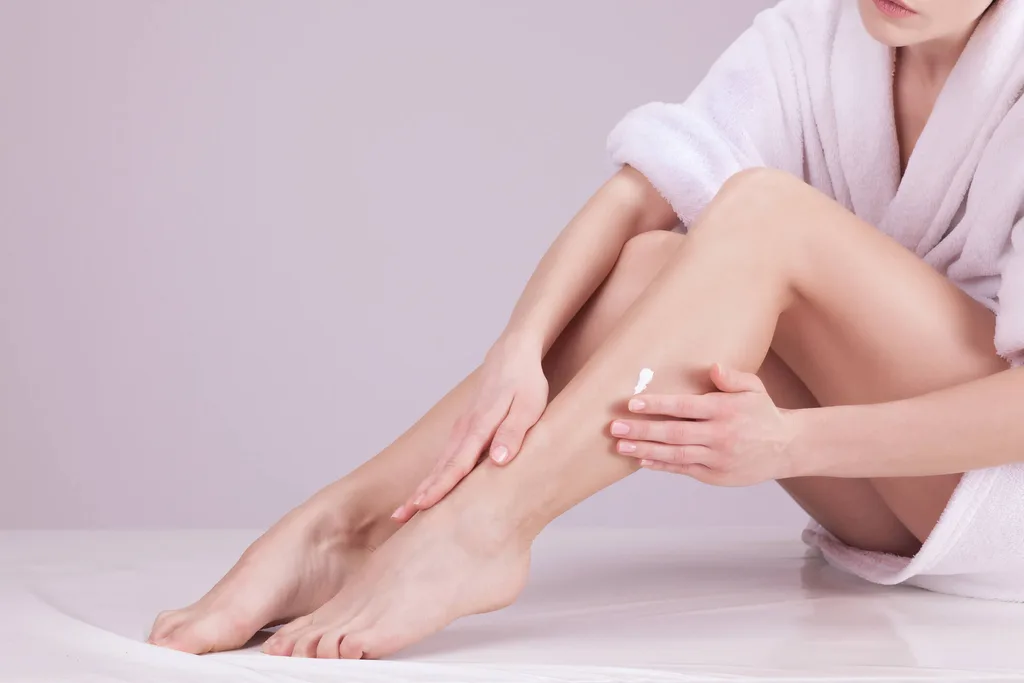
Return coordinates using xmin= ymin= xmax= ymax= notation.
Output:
xmin=710 ymin=363 xmax=765 ymax=394
xmin=489 ymin=396 xmax=544 ymax=465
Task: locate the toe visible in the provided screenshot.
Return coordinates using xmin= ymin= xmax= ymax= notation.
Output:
xmin=158 ymin=622 xmax=213 ymax=655
xmin=338 ymin=632 xmax=366 ymax=660
xmin=148 ymin=609 xmax=186 ymax=643
xmin=262 ymin=616 xmax=312 ymax=656
xmin=351 ymin=617 xmax=422 ymax=660
xmin=290 ymin=629 xmax=323 ymax=658
xmin=155 ymin=610 xmax=263 ymax=654
xmin=316 ymin=629 xmax=345 ymax=659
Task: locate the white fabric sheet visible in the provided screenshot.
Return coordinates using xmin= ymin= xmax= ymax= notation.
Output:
xmin=4 ymin=528 xmax=1024 ymax=682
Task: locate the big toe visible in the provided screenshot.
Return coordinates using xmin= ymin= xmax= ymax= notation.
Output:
xmin=341 ymin=625 xmax=408 ymax=661
xmin=157 ymin=623 xmax=213 ymax=654
xmin=262 ymin=615 xmax=312 ymax=656
xmin=154 ymin=610 xmax=261 ymax=655
xmin=148 ymin=609 xmax=188 ymax=644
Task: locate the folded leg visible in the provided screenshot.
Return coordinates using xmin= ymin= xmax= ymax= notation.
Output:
xmin=264 ymin=168 xmax=1006 ymax=659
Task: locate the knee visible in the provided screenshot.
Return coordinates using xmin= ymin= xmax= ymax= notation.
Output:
xmin=689 ymin=169 xmax=819 ymax=269
xmin=696 ymin=168 xmax=809 ymax=238
xmin=616 ymin=230 xmax=684 ymax=277
xmin=717 ymin=167 xmax=806 ymax=206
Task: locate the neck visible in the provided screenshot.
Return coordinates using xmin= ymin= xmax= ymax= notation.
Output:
xmin=899 ymin=23 xmax=979 ymax=83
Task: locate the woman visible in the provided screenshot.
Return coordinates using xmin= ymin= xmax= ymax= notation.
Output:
xmin=149 ymin=0 xmax=1024 ymax=660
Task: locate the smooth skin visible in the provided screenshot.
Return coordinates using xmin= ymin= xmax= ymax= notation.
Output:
xmin=262 ymin=167 xmax=1013 ymax=660
xmin=149 ymin=0 xmax=1020 ymax=660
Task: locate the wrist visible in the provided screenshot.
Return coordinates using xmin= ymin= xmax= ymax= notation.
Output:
xmin=784 ymin=407 xmax=830 ymax=478
xmin=491 ymin=329 xmax=544 ymax=362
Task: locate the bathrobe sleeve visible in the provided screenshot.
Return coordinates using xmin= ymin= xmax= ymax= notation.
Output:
xmin=607 ymin=0 xmax=830 ymax=228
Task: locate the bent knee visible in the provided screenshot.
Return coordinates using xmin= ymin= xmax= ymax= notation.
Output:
xmin=717 ymin=167 xmax=808 ymax=205
xmin=690 ymin=168 xmax=833 ymax=265
xmin=698 ymin=168 xmax=817 ymax=232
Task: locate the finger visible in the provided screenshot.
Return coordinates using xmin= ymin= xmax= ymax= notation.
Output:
xmin=610 ymin=418 xmax=717 ymax=446
xmin=490 ymin=396 xmax=545 ymax=465
xmin=639 ymin=459 xmax=719 ymax=483
xmin=616 ymin=439 xmax=716 ymax=467
xmin=412 ymin=402 xmax=510 ymax=510
xmin=390 ymin=415 xmax=472 ymax=521
xmin=391 ymin=503 xmax=416 ymax=523
xmin=628 ymin=393 xmax=722 ymax=419
xmin=709 ymin=363 xmax=766 ymax=394
xmin=406 ymin=456 xmax=474 ymax=514
xmin=639 ymin=460 xmax=692 ymax=476
xmin=396 ymin=458 xmax=452 ymax=521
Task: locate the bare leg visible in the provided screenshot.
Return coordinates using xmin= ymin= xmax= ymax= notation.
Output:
xmin=267 ymin=168 xmax=1005 ymax=659
xmin=760 ymin=354 xmax=925 ymax=557
xmin=147 ymin=349 xmax=510 ymax=652
xmin=551 ymin=236 xmax=924 ymax=556
xmin=148 ymin=223 xmax=688 ymax=653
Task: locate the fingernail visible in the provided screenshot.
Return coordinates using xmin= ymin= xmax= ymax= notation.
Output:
xmin=610 ymin=421 xmax=630 ymax=436
xmin=628 ymin=399 xmax=645 ymax=411
xmin=640 ymin=459 xmax=653 ymax=467
xmin=390 ymin=506 xmax=404 ymax=520
xmin=617 ymin=440 xmax=637 ymax=454
xmin=491 ymin=445 xmax=509 ymax=464
xmin=413 ymin=494 xmax=425 ymax=506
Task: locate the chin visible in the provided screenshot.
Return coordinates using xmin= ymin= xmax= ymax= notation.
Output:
xmin=856 ymin=0 xmax=923 ymax=47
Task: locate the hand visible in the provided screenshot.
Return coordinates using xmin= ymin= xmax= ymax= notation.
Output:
xmin=391 ymin=337 xmax=549 ymax=522
xmin=610 ymin=363 xmax=798 ymax=486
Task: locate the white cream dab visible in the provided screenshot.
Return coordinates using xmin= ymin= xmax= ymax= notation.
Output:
xmin=633 ymin=368 xmax=654 ymax=395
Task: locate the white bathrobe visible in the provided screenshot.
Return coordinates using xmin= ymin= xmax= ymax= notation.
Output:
xmin=607 ymin=0 xmax=1024 ymax=600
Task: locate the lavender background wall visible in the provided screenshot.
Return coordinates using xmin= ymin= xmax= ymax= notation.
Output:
xmin=0 ymin=0 xmax=805 ymax=529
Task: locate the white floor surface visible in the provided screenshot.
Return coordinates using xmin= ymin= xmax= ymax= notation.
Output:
xmin=3 ymin=527 xmax=1024 ymax=682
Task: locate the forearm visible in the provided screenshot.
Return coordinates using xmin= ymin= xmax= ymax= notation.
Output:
xmin=500 ymin=166 xmax=676 ymax=356
xmin=793 ymin=366 xmax=1024 ymax=478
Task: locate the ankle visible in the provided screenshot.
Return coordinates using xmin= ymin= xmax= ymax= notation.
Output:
xmin=467 ymin=421 xmax=599 ymax=541
xmin=440 ymin=460 xmax=549 ymax=551
xmin=430 ymin=486 xmax=536 ymax=559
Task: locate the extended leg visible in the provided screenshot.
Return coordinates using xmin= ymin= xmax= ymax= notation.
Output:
xmin=147 ymin=215 xmax=680 ymax=653
xmin=268 ymin=169 xmax=1005 ymax=659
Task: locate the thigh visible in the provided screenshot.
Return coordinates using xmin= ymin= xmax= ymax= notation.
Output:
xmin=730 ymin=171 xmax=1009 ymax=543
xmin=758 ymin=351 xmax=923 ymax=556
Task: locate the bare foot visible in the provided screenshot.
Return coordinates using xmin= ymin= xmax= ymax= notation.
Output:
xmin=148 ymin=490 xmax=390 ymax=654
xmin=261 ymin=495 xmax=531 ymax=659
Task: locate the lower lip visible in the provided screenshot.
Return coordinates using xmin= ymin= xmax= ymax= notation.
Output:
xmin=872 ymin=0 xmax=917 ymax=18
